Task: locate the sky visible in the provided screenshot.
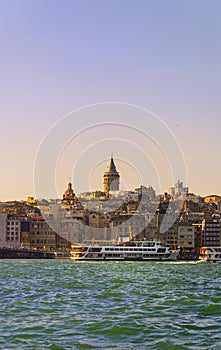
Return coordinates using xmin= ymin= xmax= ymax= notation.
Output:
xmin=0 ymin=0 xmax=220 ymax=200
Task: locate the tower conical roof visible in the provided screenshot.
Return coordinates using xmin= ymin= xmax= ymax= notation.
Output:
xmin=106 ymin=156 xmax=118 ymax=173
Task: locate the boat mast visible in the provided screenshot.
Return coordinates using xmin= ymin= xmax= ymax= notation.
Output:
xmin=128 ymin=222 xmax=133 ymax=241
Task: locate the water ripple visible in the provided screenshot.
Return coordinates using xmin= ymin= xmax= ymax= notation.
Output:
xmin=0 ymin=260 xmax=220 ymax=349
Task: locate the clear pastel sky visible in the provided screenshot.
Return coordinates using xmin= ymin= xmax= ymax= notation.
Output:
xmin=0 ymin=0 xmax=220 ymax=201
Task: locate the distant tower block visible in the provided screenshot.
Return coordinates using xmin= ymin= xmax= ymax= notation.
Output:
xmin=103 ymin=155 xmax=120 ymax=195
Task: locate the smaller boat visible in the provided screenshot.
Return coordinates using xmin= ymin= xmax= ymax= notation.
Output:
xmin=0 ymin=247 xmax=56 ymax=259
xmin=200 ymin=247 xmax=221 ymax=263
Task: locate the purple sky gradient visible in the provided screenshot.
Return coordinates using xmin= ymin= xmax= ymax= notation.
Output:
xmin=0 ymin=0 xmax=220 ymax=200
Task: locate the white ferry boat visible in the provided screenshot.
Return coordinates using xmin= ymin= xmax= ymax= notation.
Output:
xmin=70 ymin=241 xmax=180 ymax=261
xmin=200 ymin=247 xmax=221 ymax=263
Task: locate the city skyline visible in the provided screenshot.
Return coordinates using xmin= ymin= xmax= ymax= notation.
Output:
xmin=0 ymin=1 xmax=220 ymax=200
xmin=0 ymin=151 xmax=217 ymax=202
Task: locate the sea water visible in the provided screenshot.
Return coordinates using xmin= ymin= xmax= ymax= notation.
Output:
xmin=0 ymin=260 xmax=220 ymax=350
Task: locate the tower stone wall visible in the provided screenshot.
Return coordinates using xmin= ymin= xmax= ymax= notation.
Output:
xmin=103 ymin=156 xmax=120 ymax=195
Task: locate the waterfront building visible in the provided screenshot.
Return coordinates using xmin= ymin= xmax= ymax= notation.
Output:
xmin=178 ymin=225 xmax=195 ymax=251
xmin=192 ymin=223 xmax=203 ymax=253
xmin=0 ymin=213 xmax=22 ymax=248
xmin=6 ymin=215 xmax=22 ymax=248
xmin=164 ymin=226 xmax=179 ymax=249
xmin=28 ymin=217 xmax=57 ymax=251
xmin=202 ymin=218 xmax=220 ymax=246
xmin=103 ymin=155 xmax=120 ymax=195
xmin=0 ymin=213 xmax=8 ymax=248
xmin=20 ymin=218 xmax=31 ymax=248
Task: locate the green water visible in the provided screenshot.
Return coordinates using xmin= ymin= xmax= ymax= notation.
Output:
xmin=0 ymin=260 xmax=220 ymax=349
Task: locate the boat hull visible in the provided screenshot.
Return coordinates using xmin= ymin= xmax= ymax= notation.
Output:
xmin=71 ymin=241 xmax=180 ymax=262
xmin=71 ymin=257 xmax=178 ymax=261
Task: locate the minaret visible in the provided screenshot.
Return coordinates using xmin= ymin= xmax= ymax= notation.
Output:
xmin=103 ymin=155 xmax=120 ymax=195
